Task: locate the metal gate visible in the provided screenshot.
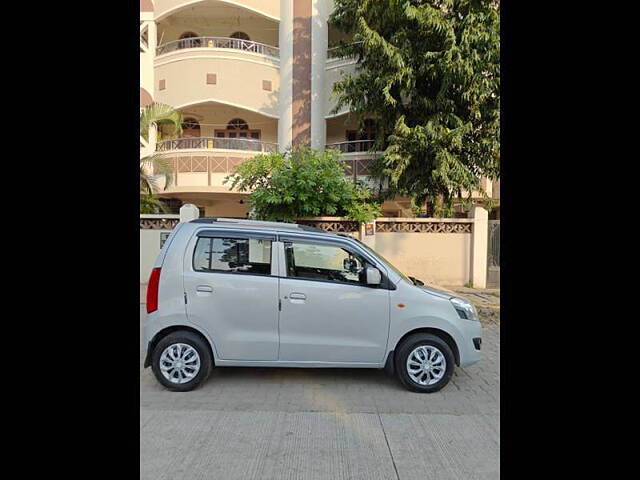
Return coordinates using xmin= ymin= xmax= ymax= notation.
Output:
xmin=487 ymin=221 xmax=500 ymax=288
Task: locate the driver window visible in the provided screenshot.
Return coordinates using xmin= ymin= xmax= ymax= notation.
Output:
xmin=284 ymin=241 xmax=367 ymax=284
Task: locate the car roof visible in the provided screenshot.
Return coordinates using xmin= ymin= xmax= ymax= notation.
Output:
xmin=189 ymin=217 xmax=339 ymax=236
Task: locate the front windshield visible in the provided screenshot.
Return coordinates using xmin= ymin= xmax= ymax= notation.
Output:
xmin=352 ymin=237 xmax=413 ymax=284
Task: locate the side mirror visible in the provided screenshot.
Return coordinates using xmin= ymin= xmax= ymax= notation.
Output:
xmin=366 ymin=267 xmax=382 ymax=285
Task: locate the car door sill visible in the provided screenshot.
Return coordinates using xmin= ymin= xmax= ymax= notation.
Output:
xmin=215 ymin=360 xmax=383 ymax=368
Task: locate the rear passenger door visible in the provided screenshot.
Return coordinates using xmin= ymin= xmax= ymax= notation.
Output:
xmin=183 ymin=229 xmax=279 ymax=361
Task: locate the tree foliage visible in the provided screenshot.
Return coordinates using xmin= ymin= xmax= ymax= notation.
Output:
xmin=140 ymin=193 xmax=170 ymax=214
xmin=225 ymin=146 xmax=380 ymax=223
xmin=140 ymin=155 xmax=174 ymax=195
xmin=330 ymin=0 xmax=499 ymax=215
xmin=140 ymin=102 xmax=183 ymax=142
xmin=139 ymin=103 xmax=183 ymax=213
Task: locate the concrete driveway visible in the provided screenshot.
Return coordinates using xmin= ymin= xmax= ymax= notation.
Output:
xmin=140 ymin=300 xmax=500 ymax=479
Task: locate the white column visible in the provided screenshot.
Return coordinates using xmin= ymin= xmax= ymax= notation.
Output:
xmin=180 ymin=204 xmax=200 ymax=223
xmin=359 ymin=219 xmax=377 ymax=249
xmin=469 ymin=206 xmax=488 ymax=288
xmin=148 ymin=19 xmax=156 ymax=56
xmin=278 ymin=0 xmax=294 ymax=150
xmin=140 ymin=11 xmax=155 ymax=105
xmin=481 ymin=176 xmax=493 ymax=198
xmin=140 ymin=10 xmax=157 ymax=164
xmin=310 ymin=0 xmax=329 ymax=149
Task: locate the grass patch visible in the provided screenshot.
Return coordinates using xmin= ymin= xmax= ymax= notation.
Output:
xmin=478 ymin=306 xmax=500 ymax=326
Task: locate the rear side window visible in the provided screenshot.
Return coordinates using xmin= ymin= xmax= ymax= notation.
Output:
xmin=193 ymin=237 xmax=272 ymax=275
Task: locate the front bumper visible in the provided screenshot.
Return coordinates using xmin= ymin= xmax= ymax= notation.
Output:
xmin=457 ymin=319 xmax=483 ymax=367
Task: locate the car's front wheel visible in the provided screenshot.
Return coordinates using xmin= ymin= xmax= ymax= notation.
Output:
xmin=151 ymin=331 xmax=213 ymax=391
xmin=395 ymin=333 xmax=455 ymax=393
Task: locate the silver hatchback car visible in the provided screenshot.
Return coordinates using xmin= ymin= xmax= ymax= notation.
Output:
xmin=143 ymin=218 xmax=482 ymax=392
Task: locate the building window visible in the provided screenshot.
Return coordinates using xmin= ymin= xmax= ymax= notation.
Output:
xmin=215 ymin=118 xmax=260 ymax=140
xmin=181 ymin=118 xmax=201 ymax=138
xmin=230 ymin=31 xmax=250 ymax=41
xmin=346 ymin=119 xmax=376 ymax=152
xmin=179 ymin=32 xmax=201 ymax=48
xmin=227 ymin=118 xmax=248 ymax=130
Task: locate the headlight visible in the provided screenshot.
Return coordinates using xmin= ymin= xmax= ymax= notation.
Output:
xmin=450 ymin=297 xmax=478 ymax=321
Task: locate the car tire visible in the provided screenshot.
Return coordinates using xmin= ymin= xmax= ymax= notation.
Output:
xmin=151 ymin=331 xmax=213 ymax=392
xmin=395 ymin=333 xmax=455 ymax=393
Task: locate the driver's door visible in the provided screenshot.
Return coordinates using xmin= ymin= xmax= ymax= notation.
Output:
xmin=277 ymin=238 xmax=390 ymax=364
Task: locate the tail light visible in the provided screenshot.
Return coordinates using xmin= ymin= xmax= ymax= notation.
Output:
xmin=146 ymin=267 xmax=161 ymax=313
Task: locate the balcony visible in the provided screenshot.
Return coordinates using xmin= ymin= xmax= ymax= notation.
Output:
xmin=157 ymin=137 xmax=277 ymax=153
xmin=154 ymin=143 xmax=273 ymax=195
xmin=154 ymin=1 xmax=280 ymax=115
xmin=325 ymin=54 xmax=357 ymax=117
xmin=325 ymin=24 xmax=358 ymax=114
xmin=156 ymin=37 xmax=279 ymax=58
xmin=326 ymin=141 xmax=381 ymax=182
xmin=326 ymin=41 xmax=362 ymax=61
xmin=152 ymin=100 xmax=279 ymax=194
xmin=154 ymin=1 xmax=280 ymax=22
xmin=326 ymin=140 xmax=374 ymax=153
xmin=154 ymin=49 xmax=279 ymax=116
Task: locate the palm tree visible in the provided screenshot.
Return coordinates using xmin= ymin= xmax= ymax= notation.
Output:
xmin=140 ymin=102 xmax=183 ymax=143
xmin=140 ymin=103 xmax=183 ymax=213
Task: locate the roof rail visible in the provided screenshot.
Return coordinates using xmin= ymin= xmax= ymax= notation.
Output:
xmin=189 ymin=217 xmax=326 ymax=233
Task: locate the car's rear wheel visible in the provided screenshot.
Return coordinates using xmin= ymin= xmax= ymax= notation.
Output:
xmin=395 ymin=333 xmax=455 ymax=393
xmin=151 ymin=331 xmax=213 ymax=391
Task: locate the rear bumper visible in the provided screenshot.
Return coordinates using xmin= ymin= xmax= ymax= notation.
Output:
xmin=143 ymin=343 xmax=152 ymax=368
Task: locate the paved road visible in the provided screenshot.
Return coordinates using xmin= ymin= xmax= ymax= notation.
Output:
xmin=140 ymin=305 xmax=500 ymax=479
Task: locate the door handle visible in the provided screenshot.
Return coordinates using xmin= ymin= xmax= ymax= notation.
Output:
xmin=289 ymin=292 xmax=306 ymax=300
xmin=196 ymin=285 xmax=213 ymax=293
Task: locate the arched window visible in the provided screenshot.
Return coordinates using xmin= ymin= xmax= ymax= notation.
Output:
xmin=227 ymin=118 xmax=249 ymax=130
xmin=228 ymin=32 xmax=253 ymax=51
xmin=215 ymin=118 xmax=260 ymax=140
xmin=178 ymin=31 xmax=201 ymax=48
xmin=181 ymin=118 xmax=201 ymax=137
xmin=230 ymin=31 xmax=250 ymax=41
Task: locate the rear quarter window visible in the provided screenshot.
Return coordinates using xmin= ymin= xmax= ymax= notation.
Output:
xmin=193 ymin=237 xmax=272 ymax=275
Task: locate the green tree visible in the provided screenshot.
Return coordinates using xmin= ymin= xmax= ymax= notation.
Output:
xmin=140 ymin=155 xmax=174 ymax=213
xmin=330 ymin=0 xmax=500 ymax=216
xmin=140 ymin=102 xmax=183 ymax=142
xmin=139 ymin=103 xmax=183 ymax=213
xmin=139 ymin=193 xmax=171 ymax=214
xmin=225 ymin=146 xmax=380 ymax=223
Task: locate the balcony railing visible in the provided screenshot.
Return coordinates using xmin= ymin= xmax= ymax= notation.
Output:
xmin=157 ymin=137 xmax=278 ymax=153
xmin=327 ymin=41 xmax=363 ymax=59
xmin=326 ymin=140 xmax=375 ymax=153
xmin=156 ymin=37 xmax=280 ymax=58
